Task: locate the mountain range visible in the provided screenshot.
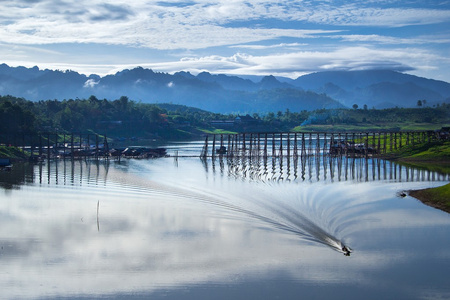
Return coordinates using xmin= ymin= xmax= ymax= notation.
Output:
xmin=1 ymin=63 xmax=449 ymax=113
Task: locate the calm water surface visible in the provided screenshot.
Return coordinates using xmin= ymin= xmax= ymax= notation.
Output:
xmin=1 ymin=144 xmax=449 ymax=299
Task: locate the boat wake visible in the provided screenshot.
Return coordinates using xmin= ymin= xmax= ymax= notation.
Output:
xmin=140 ymin=168 xmax=354 ymax=257
xmin=42 ymin=159 xmax=354 ymax=256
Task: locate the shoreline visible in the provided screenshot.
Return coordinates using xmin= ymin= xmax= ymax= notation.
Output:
xmin=408 ymin=184 xmax=450 ymax=214
xmin=382 ymin=148 xmax=450 ymax=214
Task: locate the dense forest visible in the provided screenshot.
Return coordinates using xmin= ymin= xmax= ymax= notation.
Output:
xmin=1 ymin=95 xmax=449 ymax=141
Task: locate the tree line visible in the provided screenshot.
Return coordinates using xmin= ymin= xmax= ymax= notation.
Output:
xmin=1 ymin=95 xmax=449 ymax=140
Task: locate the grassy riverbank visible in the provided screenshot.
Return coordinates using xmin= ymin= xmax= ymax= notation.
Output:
xmin=0 ymin=146 xmax=28 ymax=161
xmin=386 ymin=141 xmax=450 ymax=174
xmin=387 ymin=140 xmax=450 ymax=213
xmin=409 ymin=183 xmax=450 ymax=214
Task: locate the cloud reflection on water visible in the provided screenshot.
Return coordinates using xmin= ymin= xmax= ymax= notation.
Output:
xmin=0 ymin=157 xmax=449 ymax=299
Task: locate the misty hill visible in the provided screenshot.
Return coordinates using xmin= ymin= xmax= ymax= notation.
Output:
xmin=1 ymin=64 xmax=449 ymax=112
xmin=293 ymin=70 xmax=450 ymax=108
xmin=0 ymin=64 xmax=341 ymax=113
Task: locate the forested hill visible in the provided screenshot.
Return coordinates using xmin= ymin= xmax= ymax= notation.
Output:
xmin=291 ymin=70 xmax=450 ymax=108
xmin=1 ymin=64 xmax=449 ymax=113
xmin=0 ymin=64 xmax=341 ymax=113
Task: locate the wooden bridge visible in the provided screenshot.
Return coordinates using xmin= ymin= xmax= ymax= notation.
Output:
xmin=0 ymin=130 xmax=444 ymax=161
xmin=200 ymin=131 xmax=441 ymax=159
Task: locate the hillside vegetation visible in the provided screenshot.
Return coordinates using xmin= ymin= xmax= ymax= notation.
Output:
xmin=1 ymin=95 xmax=449 ymax=142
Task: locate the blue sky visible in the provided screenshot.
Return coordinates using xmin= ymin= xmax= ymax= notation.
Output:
xmin=1 ymin=0 xmax=450 ymax=82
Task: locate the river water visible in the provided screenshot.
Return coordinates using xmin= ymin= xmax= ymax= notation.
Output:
xmin=1 ymin=142 xmax=449 ymax=299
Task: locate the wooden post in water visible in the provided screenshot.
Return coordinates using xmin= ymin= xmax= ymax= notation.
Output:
xmin=54 ymin=134 xmax=58 ymax=159
xmin=227 ymin=135 xmax=231 ymax=158
xmin=316 ymin=133 xmax=320 ymax=156
xmin=389 ymin=132 xmax=393 ymax=152
xmin=249 ymin=133 xmax=253 ymax=157
xmin=394 ymin=132 xmax=397 ymax=150
xmin=104 ymin=135 xmax=109 ymax=159
xmin=95 ymin=134 xmax=99 ymax=160
xmin=272 ymin=133 xmax=276 ymax=157
xmin=228 ymin=135 xmax=232 ymax=157
xmin=235 ymin=134 xmax=239 ymax=157
xmin=372 ymin=132 xmax=376 ymax=152
xmin=294 ymin=133 xmax=298 ymax=157
xmin=39 ymin=134 xmax=43 ymax=157
xmin=328 ymin=133 xmax=332 ymax=156
xmin=352 ymin=132 xmax=356 ymax=156
xmin=308 ymin=133 xmax=313 ymax=156
xmin=264 ymin=133 xmax=268 ymax=158
xmin=256 ymin=134 xmax=260 ymax=157
xmin=71 ymin=134 xmax=74 ymax=160
xmin=343 ymin=133 xmax=348 ymax=156
xmin=377 ymin=132 xmax=381 ymax=156
xmin=365 ymin=132 xmax=369 ymax=158
xmin=212 ymin=134 xmax=216 ymax=158
xmin=47 ymin=133 xmax=51 ymax=162
xmin=279 ymin=133 xmax=283 ymax=158
xmin=62 ymin=134 xmax=66 ymax=158
xmin=79 ymin=134 xmax=82 ymax=158
xmin=286 ymin=133 xmax=290 ymax=157
xmin=201 ymin=136 xmax=208 ymax=158
xmin=29 ymin=134 xmax=34 ymax=158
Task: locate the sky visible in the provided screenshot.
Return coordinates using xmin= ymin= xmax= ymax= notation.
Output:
xmin=1 ymin=0 xmax=450 ymax=82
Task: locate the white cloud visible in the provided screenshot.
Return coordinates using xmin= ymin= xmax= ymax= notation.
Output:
xmin=0 ymin=1 xmax=449 ymax=81
xmin=132 ymin=46 xmax=443 ymax=79
xmin=229 ymin=43 xmax=308 ymax=50
xmin=305 ymin=6 xmax=450 ymax=27
xmin=0 ymin=1 xmax=449 ymax=49
xmin=335 ymin=34 xmax=450 ymax=45
xmin=83 ymin=78 xmax=99 ymax=88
